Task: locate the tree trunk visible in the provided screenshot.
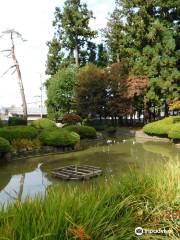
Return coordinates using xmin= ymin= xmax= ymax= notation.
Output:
xmin=144 ymin=101 xmax=150 ymax=123
xmin=118 ymin=116 xmax=123 ymax=126
xmin=164 ymin=101 xmax=169 ymax=117
xmin=157 ymin=108 xmax=161 ymax=120
xmin=117 ymin=53 xmax=120 ymax=63
xmin=11 ymin=33 xmax=27 ymax=119
xmin=138 ymin=110 xmax=141 ymax=123
xmin=75 ymin=44 xmax=80 ymax=67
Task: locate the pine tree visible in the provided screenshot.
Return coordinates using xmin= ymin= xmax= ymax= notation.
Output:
xmin=115 ymin=0 xmax=180 ymax=117
xmin=103 ymin=5 xmax=125 ymax=63
xmin=53 ymin=0 xmax=97 ymax=67
xmin=46 ymin=38 xmax=64 ymax=76
xmin=87 ymin=41 xmax=97 ymax=64
xmin=97 ymin=44 xmax=109 ymax=67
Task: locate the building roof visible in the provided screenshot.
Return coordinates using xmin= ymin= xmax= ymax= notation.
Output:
xmin=6 ymin=107 xmax=47 ymax=116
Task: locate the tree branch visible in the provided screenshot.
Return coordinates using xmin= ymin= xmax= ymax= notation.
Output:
xmin=0 ymin=65 xmax=16 ymax=77
xmin=0 ymin=49 xmax=11 ymax=52
xmin=11 ymin=68 xmax=17 ymax=75
xmin=5 ymin=53 xmax=12 ymax=58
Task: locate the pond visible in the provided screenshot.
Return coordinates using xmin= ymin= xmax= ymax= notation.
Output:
xmin=0 ymin=136 xmax=179 ymax=206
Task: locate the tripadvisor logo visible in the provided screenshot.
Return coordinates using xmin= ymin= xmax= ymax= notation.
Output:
xmin=135 ymin=227 xmax=143 ymax=236
xmin=135 ymin=227 xmax=173 ymax=236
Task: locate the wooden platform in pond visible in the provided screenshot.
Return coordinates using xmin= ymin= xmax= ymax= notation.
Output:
xmin=51 ymin=165 xmax=103 ymax=181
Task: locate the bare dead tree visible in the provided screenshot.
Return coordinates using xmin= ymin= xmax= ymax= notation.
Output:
xmin=0 ymin=29 xmax=28 ymax=119
xmin=18 ymin=174 xmax=25 ymax=201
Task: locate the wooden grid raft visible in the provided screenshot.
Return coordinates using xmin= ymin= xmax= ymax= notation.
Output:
xmin=51 ymin=165 xmax=103 ymax=180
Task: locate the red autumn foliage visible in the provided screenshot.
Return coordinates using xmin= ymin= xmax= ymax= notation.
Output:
xmin=63 ymin=113 xmax=82 ymax=124
xmin=123 ymin=76 xmax=148 ymax=99
xmin=106 ymin=64 xmax=148 ymax=116
xmin=69 ymin=225 xmax=91 ymax=240
xmin=75 ymin=63 xmax=148 ymax=118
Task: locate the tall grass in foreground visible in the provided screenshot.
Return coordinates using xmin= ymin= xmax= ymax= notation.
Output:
xmin=0 ymin=161 xmax=179 ymax=240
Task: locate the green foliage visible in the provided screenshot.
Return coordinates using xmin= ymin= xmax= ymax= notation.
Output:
xmin=46 ymin=67 xmax=77 ymax=119
xmin=31 ymin=118 xmax=56 ymax=129
xmin=8 ymin=116 xmax=27 ymax=126
xmin=161 ymin=116 xmax=180 ymax=124
xmin=96 ymin=43 xmax=109 ymax=67
xmin=12 ymin=139 xmax=42 ymax=151
xmin=46 ymin=37 xmax=65 ymax=76
xmin=87 ymin=41 xmax=97 ymax=64
xmin=103 ymin=7 xmax=125 ymax=63
xmin=79 ymin=41 xmax=97 ymax=66
xmin=87 ymin=123 xmax=108 ymax=131
xmin=0 ymin=119 xmax=4 ymax=128
xmin=64 ymin=125 xmax=96 ymax=139
xmin=75 ymin=64 xmax=107 ymax=118
xmin=0 ymin=137 xmax=11 ymax=153
xmin=168 ymin=123 xmax=180 ymax=140
xmin=169 ymin=101 xmax=180 ymax=111
xmin=143 ymin=121 xmax=171 ymax=136
xmin=51 ymin=0 xmax=97 ymax=67
xmin=107 ymin=126 xmax=117 ymax=134
xmin=143 ymin=116 xmax=180 ymax=139
xmin=40 ymin=129 xmax=80 ymax=147
xmin=75 ymin=63 xmax=146 ymax=119
xmin=0 ymin=161 xmax=179 ymax=239
xmin=104 ymin=0 xmax=180 ymax=111
xmin=0 ymin=126 xmax=38 ymax=142
xmin=63 ymin=113 xmax=82 ymax=124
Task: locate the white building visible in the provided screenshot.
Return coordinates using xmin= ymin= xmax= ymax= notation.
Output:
xmin=0 ymin=106 xmax=47 ymax=121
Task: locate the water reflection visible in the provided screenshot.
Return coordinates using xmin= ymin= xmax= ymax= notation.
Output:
xmin=0 ymin=164 xmax=51 ymax=206
xmin=0 ymin=138 xmax=179 ymax=206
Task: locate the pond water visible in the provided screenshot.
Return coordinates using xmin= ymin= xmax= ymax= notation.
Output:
xmin=0 ymin=137 xmax=179 ymax=206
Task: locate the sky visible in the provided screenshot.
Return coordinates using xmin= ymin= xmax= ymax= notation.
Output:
xmin=0 ymin=0 xmax=115 ymax=108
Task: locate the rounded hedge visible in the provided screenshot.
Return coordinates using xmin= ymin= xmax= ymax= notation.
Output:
xmin=168 ymin=124 xmax=180 ymax=140
xmin=107 ymin=126 xmax=117 ymax=134
xmin=143 ymin=121 xmax=171 ymax=136
xmin=31 ymin=118 xmax=56 ymax=129
xmin=0 ymin=137 xmax=11 ymax=153
xmin=64 ymin=125 xmax=96 ymax=139
xmin=0 ymin=126 xmax=38 ymax=142
xmin=40 ymin=129 xmax=80 ymax=147
xmin=143 ymin=116 xmax=180 ymax=140
xmin=8 ymin=116 xmax=27 ymax=126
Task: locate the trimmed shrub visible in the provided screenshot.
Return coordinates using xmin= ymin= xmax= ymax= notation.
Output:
xmin=143 ymin=116 xmax=180 ymax=140
xmin=92 ymin=124 xmax=108 ymax=131
xmin=0 ymin=126 xmax=38 ymax=142
xmin=63 ymin=113 xmax=82 ymax=124
xmin=143 ymin=121 xmax=171 ymax=136
xmin=143 ymin=117 xmax=180 ymax=136
xmin=64 ymin=125 xmax=97 ymax=139
xmin=40 ymin=129 xmax=80 ymax=147
xmin=12 ymin=139 xmax=42 ymax=151
xmin=31 ymin=118 xmax=56 ymax=129
xmin=8 ymin=116 xmax=27 ymax=126
xmin=0 ymin=137 xmax=11 ymax=153
xmin=107 ymin=126 xmax=117 ymax=134
xmin=168 ymin=123 xmax=180 ymax=140
xmin=172 ymin=116 xmax=180 ymax=124
xmin=84 ymin=120 xmax=109 ymax=131
xmin=161 ymin=116 xmax=180 ymax=124
xmin=0 ymin=119 xmax=4 ymax=128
